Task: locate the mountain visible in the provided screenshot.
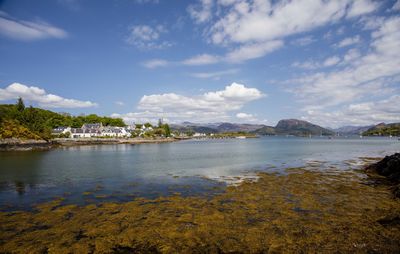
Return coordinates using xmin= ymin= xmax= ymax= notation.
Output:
xmin=170 ymin=124 xmax=217 ymax=134
xmin=252 ymin=119 xmax=334 ymax=136
xmin=171 ymin=122 xmax=266 ymax=134
xmin=217 ymin=123 xmax=265 ymax=132
xmin=274 ymin=119 xmax=334 ymax=136
xmin=362 ymin=122 xmax=400 ymax=136
xmin=333 ymin=125 xmax=373 ymax=135
xmin=251 ymin=126 xmax=276 ymax=135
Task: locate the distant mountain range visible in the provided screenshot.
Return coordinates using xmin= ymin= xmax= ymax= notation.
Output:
xmin=333 ymin=125 xmax=373 ymax=135
xmin=172 ymin=120 xmax=400 ymax=137
xmin=333 ymin=122 xmax=400 ymax=136
xmin=171 ymin=122 xmax=265 ymax=134
xmin=172 ymin=119 xmax=334 ymax=136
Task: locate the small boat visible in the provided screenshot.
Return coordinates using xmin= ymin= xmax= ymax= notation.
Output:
xmin=236 ymin=136 xmax=247 ymax=139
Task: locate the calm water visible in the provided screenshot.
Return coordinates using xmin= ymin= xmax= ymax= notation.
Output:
xmin=0 ymin=136 xmax=399 ymax=210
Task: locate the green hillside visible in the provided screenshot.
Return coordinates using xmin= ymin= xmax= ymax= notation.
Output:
xmin=0 ymin=99 xmax=125 ymax=140
xmin=362 ymin=123 xmax=400 ymax=136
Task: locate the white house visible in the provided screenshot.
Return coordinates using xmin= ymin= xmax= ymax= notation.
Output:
xmin=100 ymin=127 xmax=130 ymax=137
xmin=193 ymin=133 xmax=207 ymax=137
xmin=52 ymin=126 xmax=71 ymax=136
xmin=54 ymin=122 xmax=132 ymax=138
xmin=70 ymin=128 xmax=100 ymax=138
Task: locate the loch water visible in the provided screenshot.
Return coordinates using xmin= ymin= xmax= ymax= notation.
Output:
xmin=0 ymin=136 xmax=399 ymax=210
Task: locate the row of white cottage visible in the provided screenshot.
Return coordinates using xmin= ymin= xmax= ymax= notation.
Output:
xmin=52 ymin=123 xmax=150 ymax=138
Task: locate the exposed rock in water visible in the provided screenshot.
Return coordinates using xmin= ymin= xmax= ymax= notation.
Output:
xmin=366 ymin=153 xmax=400 ymax=198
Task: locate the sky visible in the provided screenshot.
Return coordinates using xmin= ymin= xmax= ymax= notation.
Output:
xmin=0 ymin=0 xmax=399 ymax=128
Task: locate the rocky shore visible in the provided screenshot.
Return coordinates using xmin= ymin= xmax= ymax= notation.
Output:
xmin=0 ymin=137 xmax=179 ymax=151
xmin=0 ymin=139 xmax=56 ymax=151
xmin=366 ymin=153 xmax=400 ymax=198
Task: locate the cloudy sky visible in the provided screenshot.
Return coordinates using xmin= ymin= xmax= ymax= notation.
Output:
xmin=0 ymin=0 xmax=399 ymax=127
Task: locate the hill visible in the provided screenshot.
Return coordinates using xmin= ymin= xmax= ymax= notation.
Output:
xmin=251 ymin=126 xmax=276 ymax=135
xmin=274 ymin=119 xmax=334 ymax=136
xmin=362 ymin=122 xmax=400 ymax=136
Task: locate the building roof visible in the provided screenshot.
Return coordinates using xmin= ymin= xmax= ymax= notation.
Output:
xmin=82 ymin=123 xmax=103 ymax=129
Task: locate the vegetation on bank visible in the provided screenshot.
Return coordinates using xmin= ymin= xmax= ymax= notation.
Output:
xmin=130 ymin=119 xmax=171 ymax=138
xmin=0 ymin=98 xmax=125 ymax=140
xmin=0 ymin=119 xmax=41 ymax=140
xmin=362 ymin=123 xmax=400 ymax=136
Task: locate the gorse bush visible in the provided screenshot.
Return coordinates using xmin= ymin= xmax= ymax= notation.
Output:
xmin=0 ymin=119 xmax=41 ymax=140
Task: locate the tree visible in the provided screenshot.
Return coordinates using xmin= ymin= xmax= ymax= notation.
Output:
xmin=163 ymin=123 xmax=171 ymax=137
xmin=158 ymin=118 xmax=163 ymax=128
xmin=16 ymin=97 xmax=25 ymax=112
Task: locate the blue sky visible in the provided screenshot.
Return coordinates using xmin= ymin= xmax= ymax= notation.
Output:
xmin=0 ymin=0 xmax=399 ymax=127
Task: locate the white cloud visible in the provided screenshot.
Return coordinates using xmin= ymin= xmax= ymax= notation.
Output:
xmin=343 ymin=48 xmax=361 ymax=62
xmin=207 ymin=0 xmax=378 ymax=45
xmin=142 ymin=59 xmax=170 ymax=68
xmin=292 ymin=60 xmax=320 ymax=70
xmin=303 ymin=95 xmax=400 ymax=127
xmin=336 ymin=35 xmax=361 ymax=47
xmin=323 ymin=56 xmax=341 ymax=67
xmin=346 ymin=0 xmax=379 ymax=18
xmin=145 ymin=39 xmax=282 ymax=68
xmin=190 ymin=69 xmax=239 ymax=79
xmin=126 ymin=24 xmax=172 ymax=50
xmin=174 ymin=0 xmax=378 ymax=67
xmin=112 ymin=82 xmax=265 ymax=123
xmin=115 ymin=101 xmax=125 ymax=106
xmin=360 ymin=15 xmax=385 ymax=30
xmin=287 ymin=16 xmax=400 ymax=125
xmin=0 ymin=83 xmax=97 ymax=108
xmin=292 ymin=56 xmax=342 ymax=70
xmin=291 ymin=36 xmax=315 ymax=46
xmin=393 ymin=0 xmax=400 ymax=11
xmin=182 ymin=54 xmax=220 ymax=65
xmin=236 ymin=112 xmax=258 ymax=122
xmin=187 ymin=0 xmax=213 ymax=24
xmin=225 ymin=40 xmax=283 ymax=63
xmin=0 ymin=12 xmax=67 ymax=41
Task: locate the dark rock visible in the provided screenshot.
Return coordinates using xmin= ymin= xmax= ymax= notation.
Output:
xmin=377 ymin=214 xmax=400 ymax=226
xmin=366 ymin=153 xmax=400 ymax=198
xmin=366 ymin=153 xmax=400 ymax=183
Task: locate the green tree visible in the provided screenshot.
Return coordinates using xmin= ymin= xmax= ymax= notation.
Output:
xmin=16 ymin=97 xmax=25 ymax=112
xmin=163 ymin=123 xmax=171 ymax=137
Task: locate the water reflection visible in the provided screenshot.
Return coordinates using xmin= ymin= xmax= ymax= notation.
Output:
xmin=0 ymin=137 xmax=399 ymax=210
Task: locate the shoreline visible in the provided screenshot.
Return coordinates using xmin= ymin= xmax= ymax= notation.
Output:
xmin=0 ymin=137 xmax=184 ymax=151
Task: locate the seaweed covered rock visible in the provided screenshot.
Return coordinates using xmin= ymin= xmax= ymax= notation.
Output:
xmin=366 ymin=153 xmax=400 ymax=182
xmin=366 ymin=153 xmax=400 ymax=198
